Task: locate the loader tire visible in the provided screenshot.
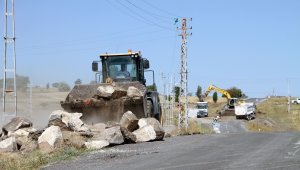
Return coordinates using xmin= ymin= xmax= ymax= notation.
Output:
xmin=146 ymin=100 xmax=153 ymax=118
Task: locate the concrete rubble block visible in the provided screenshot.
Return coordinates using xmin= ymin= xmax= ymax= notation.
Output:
xmin=133 ymin=125 xmax=156 ymax=142
xmin=16 ymin=136 xmax=38 ymax=153
xmin=62 ymin=131 xmax=86 ymax=149
xmin=104 ymin=126 xmax=124 ymax=145
xmin=84 ymin=140 xmax=109 ymax=150
xmin=11 ymin=129 xmax=30 ymax=137
xmin=96 ymin=85 xmax=115 ymax=98
xmin=0 ymin=136 xmax=18 ymax=152
xmin=120 ymin=111 xmax=139 ymax=132
xmin=38 ymin=126 xmax=63 ymax=150
xmin=127 ymin=86 xmax=143 ymax=98
xmin=29 ymin=129 xmax=45 ymax=141
xmin=68 ymin=116 xmax=90 ymax=132
xmin=111 ymin=87 xmax=127 ymax=99
xmin=120 ymin=127 xmax=136 ymax=144
xmin=106 ymin=121 xmax=120 ymax=129
xmin=138 ymin=118 xmax=165 ymax=140
xmin=48 ymin=110 xmax=69 ymax=130
xmin=88 ymin=123 xmax=106 ymax=140
xmin=38 ymin=142 xmax=54 ymax=154
xmin=2 ymin=117 xmax=32 ymax=135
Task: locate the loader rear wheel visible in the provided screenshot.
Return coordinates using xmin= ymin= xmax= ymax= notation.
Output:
xmin=146 ymin=100 xmax=153 ymax=117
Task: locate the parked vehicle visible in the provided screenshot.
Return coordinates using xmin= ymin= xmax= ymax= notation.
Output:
xmin=291 ymin=98 xmax=300 ymax=104
xmin=196 ymin=102 xmax=208 ymax=118
xmin=235 ymin=103 xmax=256 ymax=120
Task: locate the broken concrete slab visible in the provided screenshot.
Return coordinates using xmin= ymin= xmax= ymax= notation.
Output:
xmin=138 ymin=118 xmax=165 ymax=140
xmin=2 ymin=117 xmax=32 ymax=135
xmin=104 ymin=126 xmax=124 ymax=145
xmin=62 ymin=131 xmax=86 ymax=149
xmin=120 ymin=126 xmax=136 ymax=143
xmin=120 ymin=111 xmax=139 ymax=132
xmin=84 ymin=140 xmax=109 ymax=150
xmin=133 ymin=125 xmax=156 ymax=142
xmin=96 ymin=85 xmax=115 ymax=98
xmin=0 ymin=136 xmax=18 ymax=152
xmin=16 ymin=136 xmax=37 ymax=153
xmin=38 ymin=126 xmax=63 ymax=150
xmin=68 ymin=116 xmax=90 ymax=132
xmin=127 ymin=86 xmax=143 ymax=97
xmin=105 ymin=121 xmax=120 ymax=129
xmin=48 ymin=110 xmax=69 ymax=130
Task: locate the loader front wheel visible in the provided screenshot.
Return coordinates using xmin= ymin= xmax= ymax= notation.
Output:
xmin=146 ymin=100 xmax=153 ymax=117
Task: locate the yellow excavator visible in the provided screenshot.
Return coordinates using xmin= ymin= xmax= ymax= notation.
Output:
xmin=203 ymin=84 xmax=240 ymax=116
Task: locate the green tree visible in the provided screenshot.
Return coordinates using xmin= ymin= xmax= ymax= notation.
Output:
xmin=52 ymin=82 xmax=71 ymax=92
xmin=174 ymin=86 xmax=180 ymax=102
xmin=222 ymin=87 xmax=246 ymax=98
xmin=52 ymin=82 xmax=59 ymax=88
xmin=57 ymin=82 xmax=71 ymax=92
xmin=147 ymin=83 xmax=157 ymax=91
xmin=213 ymin=92 xmax=218 ymax=103
xmin=196 ymin=85 xmax=202 ymax=101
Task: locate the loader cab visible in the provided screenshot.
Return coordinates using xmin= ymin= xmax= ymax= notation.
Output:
xmin=94 ymin=51 xmax=148 ymax=84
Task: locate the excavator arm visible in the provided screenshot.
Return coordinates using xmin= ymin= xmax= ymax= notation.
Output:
xmin=204 ymin=84 xmax=232 ymax=99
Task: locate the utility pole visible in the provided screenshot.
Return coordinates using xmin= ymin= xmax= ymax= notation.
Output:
xmin=288 ymin=79 xmax=290 ymax=113
xmin=2 ymin=0 xmax=17 ymax=117
xmin=178 ymin=18 xmax=192 ymax=129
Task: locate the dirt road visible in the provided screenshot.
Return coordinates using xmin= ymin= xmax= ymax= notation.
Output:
xmin=195 ymin=116 xmax=248 ymax=134
xmin=44 ymin=132 xmax=300 ymax=170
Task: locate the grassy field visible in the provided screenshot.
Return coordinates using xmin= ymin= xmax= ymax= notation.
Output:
xmin=247 ymin=97 xmax=300 ymax=132
xmin=0 ymin=147 xmax=86 ymax=170
xmin=0 ymin=88 xmax=68 ymax=127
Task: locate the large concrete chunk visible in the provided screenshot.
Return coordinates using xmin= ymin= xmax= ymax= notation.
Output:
xmin=38 ymin=126 xmax=63 ymax=149
xmin=120 ymin=127 xmax=136 ymax=143
xmin=48 ymin=110 xmax=89 ymax=132
xmin=120 ymin=111 xmax=139 ymax=132
xmin=133 ymin=125 xmax=156 ymax=142
xmin=138 ymin=118 xmax=165 ymax=140
xmin=17 ymin=136 xmax=37 ymax=153
xmin=127 ymin=86 xmax=143 ymax=97
xmin=68 ymin=116 xmax=90 ymax=132
xmin=62 ymin=131 xmax=86 ymax=149
xmin=48 ymin=110 xmax=69 ymax=130
xmin=104 ymin=126 xmax=124 ymax=145
xmin=96 ymin=85 xmax=115 ymax=98
xmin=2 ymin=117 xmax=32 ymax=135
xmin=84 ymin=140 xmax=109 ymax=150
xmin=0 ymin=137 xmax=18 ymax=152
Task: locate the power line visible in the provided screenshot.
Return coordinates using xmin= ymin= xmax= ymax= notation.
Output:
xmin=113 ymin=0 xmax=176 ymax=32
xmin=140 ymin=0 xmax=182 ymax=18
xmin=124 ymin=0 xmax=173 ymax=23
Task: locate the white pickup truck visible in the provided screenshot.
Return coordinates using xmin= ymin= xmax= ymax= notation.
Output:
xmin=291 ymin=98 xmax=300 ymax=104
xmin=235 ymin=103 xmax=256 ymax=120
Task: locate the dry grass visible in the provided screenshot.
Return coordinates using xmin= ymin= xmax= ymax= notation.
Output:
xmin=179 ymin=119 xmax=213 ymax=135
xmin=0 ymin=147 xmax=86 ymax=170
xmin=246 ymin=97 xmax=300 ymax=132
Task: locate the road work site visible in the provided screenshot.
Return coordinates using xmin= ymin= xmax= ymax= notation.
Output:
xmin=0 ymin=1 xmax=300 ymax=170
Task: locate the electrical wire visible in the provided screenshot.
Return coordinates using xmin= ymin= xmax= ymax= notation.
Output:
xmin=114 ymin=0 xmax=176 ymax=32
xmin=140 ymin=0 xmax=182 ymax=18
xmin=124 ymin=0 xmax=173 ymax=23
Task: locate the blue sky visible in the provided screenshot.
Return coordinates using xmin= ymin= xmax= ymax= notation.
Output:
xmin=0 ymin=0 xmax=299 ymax=97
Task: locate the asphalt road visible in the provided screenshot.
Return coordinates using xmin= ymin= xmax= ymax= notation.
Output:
xmin=44 ymin=132 xmax=300 ymax=170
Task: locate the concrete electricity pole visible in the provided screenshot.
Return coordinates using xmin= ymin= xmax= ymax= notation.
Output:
xmin=178 ymin=18 xmax=192 ymax=129
xmin=288 ymin=79 xmax=291 ymax=113
xmin=2 ymin=0 xmax=17 ymax=117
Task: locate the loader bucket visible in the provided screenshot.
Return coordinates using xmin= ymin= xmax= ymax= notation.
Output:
xmin=61 ymin=82 xmax=147 ymax=124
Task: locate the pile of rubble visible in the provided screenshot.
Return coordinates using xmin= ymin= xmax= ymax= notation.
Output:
xmin=0 ymin=110 xmax=165 ymax=154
